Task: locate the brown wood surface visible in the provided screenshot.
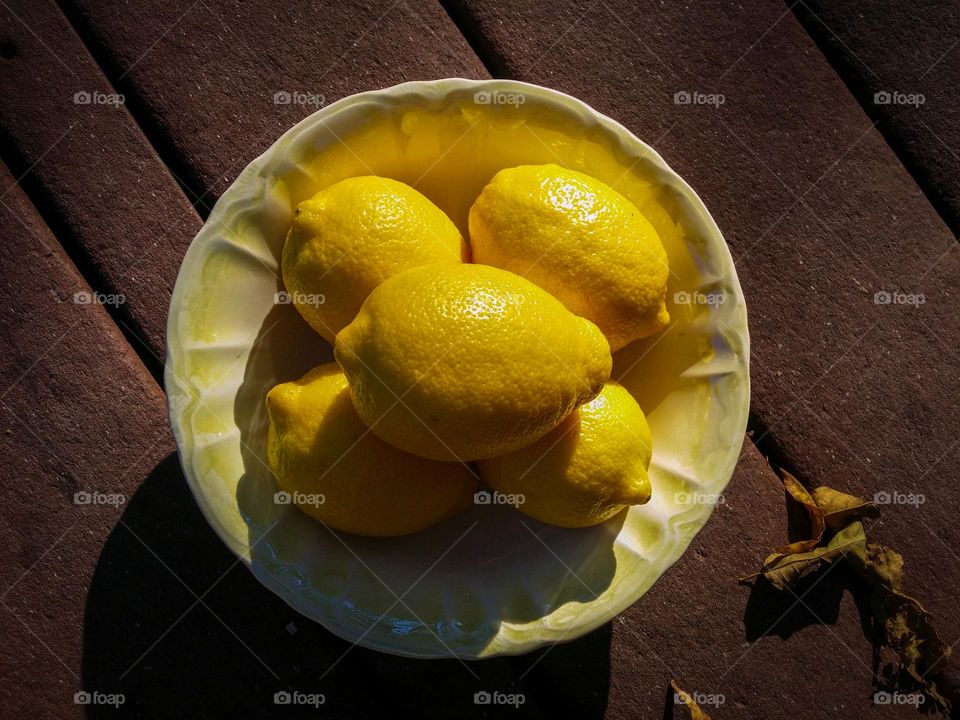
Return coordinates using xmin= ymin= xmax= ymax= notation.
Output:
xmin=0 ymin=0 xmax=957 ymax=717
xmin=794 ymin=0 xmax=960 ymax=236
xmin=0 ymin=160 xmax=174 ymax=717
xmin=0 ymin=1 xmax=200 ymax=361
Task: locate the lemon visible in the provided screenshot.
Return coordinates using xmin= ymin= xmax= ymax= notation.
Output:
xmin=282 ymin=176 xmax=465 ymax=342
xmin=266 ymin=363 xmax=478 ymax=537
xmin=335 ymin=263 xmax=612 ymax=462
xmin=468 ymin=164 xmax=670 ymax=350
xmin=477 ymin=381 xmax=653 ymax=528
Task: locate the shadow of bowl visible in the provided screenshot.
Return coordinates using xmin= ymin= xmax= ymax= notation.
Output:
xmin=79 ymin=452 xmax=612 ymax=716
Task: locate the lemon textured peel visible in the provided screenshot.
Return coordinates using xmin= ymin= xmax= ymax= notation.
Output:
xmin=468 ymin=163 xmax=670 ymax=351
xmin=477 ymin=381 xmax=653 ymax=528
xmin=282 ymin=175 xmax=465 ymax=342
xmin=334 ymin=263 xmax=612 ymax=462
xmin=266 ymin=363 xmax=478 ymax=537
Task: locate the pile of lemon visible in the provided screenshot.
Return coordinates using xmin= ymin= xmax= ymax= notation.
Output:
xmin=267 ymin=165 xmax=670 ymax=536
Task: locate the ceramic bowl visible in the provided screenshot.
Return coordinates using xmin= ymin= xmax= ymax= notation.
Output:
xmin=164 ymin=78 xmax=749 ymax=658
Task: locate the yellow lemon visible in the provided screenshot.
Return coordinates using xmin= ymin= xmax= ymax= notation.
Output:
xmin=282 ymin=176 xmax=465 ymax=342
xmin=477 ymin=381 xmax=652 ymax=528
xmin=335 ymin=263 xmax=612 ymax=462
xmin=266 ymin=363 xmax=478 ymax=537
xmin=468 ymin=164 xmax=670 ymax=350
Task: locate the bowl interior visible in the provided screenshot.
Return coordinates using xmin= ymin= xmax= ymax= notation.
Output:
xmin=165 ymin=79 xmax=749 ymax=658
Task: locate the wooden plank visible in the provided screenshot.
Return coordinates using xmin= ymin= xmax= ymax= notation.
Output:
xmin=0 ymin=0 xmax=201 ymax=360
xmin=0 ymin=160 xmax=439 ymax=718
xmin=794 ymin=0 xmax=960 ymax=236
xmin=0 ymin=159 xmax=175 ymax=718
xmin=440 ymin=0 xmax=960 ymax=715
xmin=61 ymin=0 xmax=490 ymax=200
xmin=0 ymin=0 xmax=488 ymax=359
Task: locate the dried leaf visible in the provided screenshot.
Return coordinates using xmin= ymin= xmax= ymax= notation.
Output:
xmin=752 ymin=547 xmax=831 ymax=589
xmin=811 ymin=486 xmax=879 ymax=530
xmin=844 ymin=531 xmax=951 ymax=710
xmin=846 ymin=542 xmax=904 ymax=592
xmin=867 ymin=585 xmax=953 ymax=711
xmin=670 ymin=680 xmax=712 ymax=720
xmin=776 ymin=470 xmax=825 ymax=553
xmin=756 ymin=521 xmax=866 ymax=590
xmin=746 ymin=476 xmax=952 ymax=711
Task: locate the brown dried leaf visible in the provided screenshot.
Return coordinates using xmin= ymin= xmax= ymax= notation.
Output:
xmin=776 ymin=470 xmax=825 ymax=553
xmin=811 ymin=486 xmax=879 ymax=530
xmin=867 ymin=583 xmax=953 ymax=711
xmin=746 ymin=476 xmax=952 ymax=710
xmin=670 ymin=680 xmax=712 ymax=720
xmin=755 ymin=521 xmax=866 ymax=590
xmin=846 ymin=542 xmax=904 ymax=592
xmin=752 ymin=547 xmax=830 ymax=590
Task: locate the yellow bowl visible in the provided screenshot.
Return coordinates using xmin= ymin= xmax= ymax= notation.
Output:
xmin=164 ymin=78 xmax=750 ymax=658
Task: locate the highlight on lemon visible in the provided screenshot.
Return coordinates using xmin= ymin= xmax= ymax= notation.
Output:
xmin=469 ymin=163 xmax=670 ymax=351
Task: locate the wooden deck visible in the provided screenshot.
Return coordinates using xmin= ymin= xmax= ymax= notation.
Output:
xmin=0 ymin=1 xmax=957 ymax=717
